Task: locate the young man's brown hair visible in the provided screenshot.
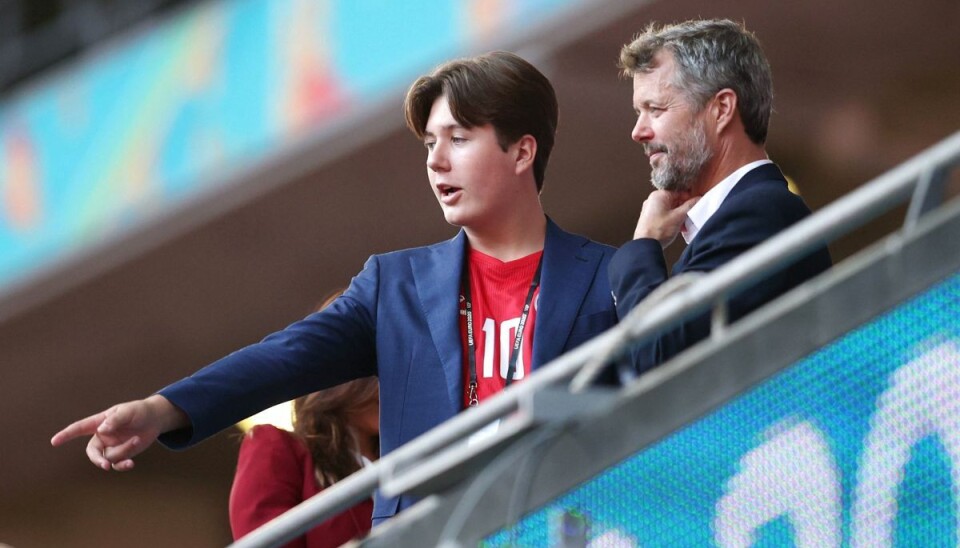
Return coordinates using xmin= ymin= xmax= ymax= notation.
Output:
xmin=404 ymin=51 xmax=558 ymax=191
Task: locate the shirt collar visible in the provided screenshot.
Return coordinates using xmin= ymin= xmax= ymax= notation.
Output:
xmin=682 ymin=159 xmax=773 ymax=244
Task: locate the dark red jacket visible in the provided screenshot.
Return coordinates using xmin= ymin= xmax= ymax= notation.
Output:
xmin=229 ymin=424 xmax=373 ymax=548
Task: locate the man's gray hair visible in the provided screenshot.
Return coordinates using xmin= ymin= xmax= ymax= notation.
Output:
xmin=619 ymin=19 xmax=773 ymax=145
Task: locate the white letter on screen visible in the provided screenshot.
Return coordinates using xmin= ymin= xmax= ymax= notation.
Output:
xmin=715 ymin=420 xmax=841 ymax=548
xmin=851 ymin=340 xmax=960 ymax=547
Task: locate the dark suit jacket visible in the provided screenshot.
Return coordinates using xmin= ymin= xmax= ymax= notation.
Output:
xmin=609 ymin=163 xmax=832 ymax=374
xmin=157 ymin=218 xmax=617 ymax=524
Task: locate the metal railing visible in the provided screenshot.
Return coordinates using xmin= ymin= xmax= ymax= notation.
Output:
xmin=230 ymin=130 xmax=960 ymax=548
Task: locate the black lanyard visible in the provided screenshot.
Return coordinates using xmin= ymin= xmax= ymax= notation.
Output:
xmin=463 ymin=252 xmax=543 ymax=407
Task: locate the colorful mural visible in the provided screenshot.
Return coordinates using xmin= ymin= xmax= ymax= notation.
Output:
xmin=0 ymin=0 xmax=583 ymax=292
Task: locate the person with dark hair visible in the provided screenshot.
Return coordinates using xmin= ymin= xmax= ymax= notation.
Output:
xmin=229 ymin=291 xmax=379 ymax=547
xmin=229 ymin=377 xmax=379 ymax=547
xmin=609 ymin=19 xmax=832 ymax=374
xmin=404 ymin=52 xmax=557 ymax=192
xmin=52 ymin=51 xmax=618 ymax=526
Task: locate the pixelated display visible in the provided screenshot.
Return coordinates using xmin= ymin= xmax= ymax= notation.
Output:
xmin=485 ymin=272 xmax=960 ymax=547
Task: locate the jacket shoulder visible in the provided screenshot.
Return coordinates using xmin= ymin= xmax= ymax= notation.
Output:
xmin=723 ymin=178 xmax=814 ymax=220
xmin=550 ymin=223 xmax=617 ymax=257
xmin=369 ymin=233 xmax=461 ymax=263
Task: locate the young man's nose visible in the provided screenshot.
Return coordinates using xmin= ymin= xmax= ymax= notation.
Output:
xmin=427 ymin=143 xmax=450 ymax=172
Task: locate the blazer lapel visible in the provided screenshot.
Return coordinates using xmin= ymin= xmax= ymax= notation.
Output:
xmin=410 ymin=231 xmax=467 ymax=412
xmin=531 ymin=219 xmax=603 ymax=370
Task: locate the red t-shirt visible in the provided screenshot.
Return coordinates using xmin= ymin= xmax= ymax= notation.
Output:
xmin=460 ymin=248 xmax=542 ymax=407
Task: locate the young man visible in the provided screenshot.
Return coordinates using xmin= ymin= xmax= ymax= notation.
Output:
xmin=609 ymin=19 xmax=832 ymax=375
xmin=52 ymin=52 xmax=618 ymax=525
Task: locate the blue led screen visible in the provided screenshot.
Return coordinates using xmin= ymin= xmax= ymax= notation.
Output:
xmin=486 ymin=272 xmax=960 ymax=547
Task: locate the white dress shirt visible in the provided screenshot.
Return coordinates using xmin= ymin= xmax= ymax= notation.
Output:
xmin=681 ymin=159 xmax=773 ymax=244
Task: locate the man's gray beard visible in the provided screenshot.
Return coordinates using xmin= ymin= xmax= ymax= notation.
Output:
xmin=650 ymin=120 xmax=712 ymax=192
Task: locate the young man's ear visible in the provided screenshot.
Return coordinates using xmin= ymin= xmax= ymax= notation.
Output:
xmin=513 ymin=134 xmax=537 ymax=176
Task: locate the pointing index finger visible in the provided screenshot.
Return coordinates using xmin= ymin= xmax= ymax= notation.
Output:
xmin=50 ymin=412 xmax=106 ymax=447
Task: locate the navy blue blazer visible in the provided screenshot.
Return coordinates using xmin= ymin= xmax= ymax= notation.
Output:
xmin=609 ymin=163 xmax=832 ymax=374
xmin=157 ymin=218 xmax=617 ymax=524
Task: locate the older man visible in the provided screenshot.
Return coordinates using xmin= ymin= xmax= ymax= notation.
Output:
xmin=610 ymin=19 xmax=832 ymax=374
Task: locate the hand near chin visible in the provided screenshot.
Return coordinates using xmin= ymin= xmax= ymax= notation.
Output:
xmin=633 ymin=189 xmax=700 ymax=248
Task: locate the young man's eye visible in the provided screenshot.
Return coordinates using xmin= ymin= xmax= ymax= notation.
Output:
xmin=451 ymin=136 xmax=467 ymax=144
xmin=424 ymin=141 xmax=436 ymax=150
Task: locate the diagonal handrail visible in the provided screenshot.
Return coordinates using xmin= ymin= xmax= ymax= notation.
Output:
xmin=230 ymin=131 xmax=960 ymax=548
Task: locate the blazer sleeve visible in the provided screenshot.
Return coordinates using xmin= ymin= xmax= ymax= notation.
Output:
xmin=608 ymin=237 xmax=669 ymax=319
xmin=229 ymin=425 xmax=309 ymax=548
xmin=607 ymin=237 xmax=673 ymax=377
xmin=157 ymin=256 xmax=381 ymax=449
